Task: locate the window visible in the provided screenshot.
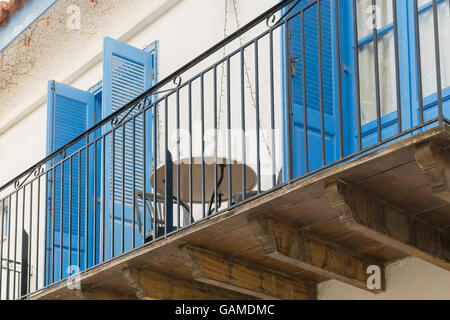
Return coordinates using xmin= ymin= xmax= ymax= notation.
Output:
xmin=356 ymin=0 xmax=450 ymax=126
xmin=357 ymin=0 xmax=397 ymax=125
xmin=417 ymin=0 xmax=450 ymax=97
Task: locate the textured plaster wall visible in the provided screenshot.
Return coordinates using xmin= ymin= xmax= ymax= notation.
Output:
xmin=318 ymin=257 xmax=450 ymax=300
xmin=0 ymin=0 xmax=160 ymax=119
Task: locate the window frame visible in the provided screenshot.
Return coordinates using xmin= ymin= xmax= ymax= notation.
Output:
xmin=355 ymin=0 xmax=449 ymax=134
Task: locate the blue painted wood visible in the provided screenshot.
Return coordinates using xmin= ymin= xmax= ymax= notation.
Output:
xmin=45 ymin=80 xmax=95 ymax=284
xmin=102 ymin=37 xmax=156 ymax=259
xmin=287 ymin=0 xmax=341 ymax=179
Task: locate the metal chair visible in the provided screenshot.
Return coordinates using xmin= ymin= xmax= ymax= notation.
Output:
xmin=134 ymin=190 xmax=191 ymax=243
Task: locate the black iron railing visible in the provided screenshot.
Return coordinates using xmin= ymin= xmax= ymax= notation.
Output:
xmin=0 ymin=0 xmax=448 ymax=300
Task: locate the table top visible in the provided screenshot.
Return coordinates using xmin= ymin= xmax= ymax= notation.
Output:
xmin=150 ymin=156 xmax=257 ymax=203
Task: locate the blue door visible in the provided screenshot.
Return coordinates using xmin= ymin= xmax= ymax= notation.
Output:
xmin=102 ymin=37 xmax=156 ymax=259
xmin=286 ymin=0 xmax=349 ymax=180
xmin=45 ymin=81 xmax=95 ymax=284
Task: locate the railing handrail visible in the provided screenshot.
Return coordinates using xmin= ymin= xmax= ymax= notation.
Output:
xmin=0 ymin=0 xmax=295 ymax=194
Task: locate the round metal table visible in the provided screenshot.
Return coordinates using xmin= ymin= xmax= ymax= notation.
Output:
xmin=151 ymin=156 xmax=257 ymax=208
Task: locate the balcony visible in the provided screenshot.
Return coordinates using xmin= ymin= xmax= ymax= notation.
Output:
xmin=0 ymin=0 xmax=449 ymax=300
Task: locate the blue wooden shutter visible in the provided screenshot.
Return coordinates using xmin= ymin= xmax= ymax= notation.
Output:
xmin=102 ymin=37 xmax=155 ymax=257
xmin=288 ymin=0 xmax=339 ymax=178
xmin=46 ymin=81 xmax=95 ymax=283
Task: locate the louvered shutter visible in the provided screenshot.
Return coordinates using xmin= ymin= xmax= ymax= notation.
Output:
xmin=46 ymin=81 xmax=94 ymax=284
xmin=102 ymin=37 xmax=155 ymax=258
xmin=289 ymin=0 xmax=339 ymax=177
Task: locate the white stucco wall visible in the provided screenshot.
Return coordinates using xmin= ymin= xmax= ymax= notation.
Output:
xmin=318 ymin=257 xmax=450 ymax=300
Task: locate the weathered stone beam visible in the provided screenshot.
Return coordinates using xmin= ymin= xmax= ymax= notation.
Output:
xmin=415 ymin=141 xmax=450 ymax=202
xmin=73 ymin=287 xmax=126 ymax=300
xmin=122 ymin=266 xmax=150 ymax=300
xmin=179 ymin=245 xmax=316 ymax=300
xmin=122 ymin=266 xmax=248 ymax=300
xmin=247 ymin=214 xmax=383 ymax=292
xmin=325 ymin=180 xmax=450 ymax=271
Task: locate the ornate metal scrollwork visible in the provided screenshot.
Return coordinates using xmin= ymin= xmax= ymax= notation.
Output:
xmin=59 ymin=149 xmax=66 ymax=159
xmin=14 ymin=164 xmax=44 ymax=190
xmin=266 ymin=14 xmax=277 ymax=27
xmin=34 ymin=165 xmax=45 ymax=177
xmin=266 ymin=0 xmax=302 ymax=28
xmin=111 ymin=74 xmax=183 ymax=128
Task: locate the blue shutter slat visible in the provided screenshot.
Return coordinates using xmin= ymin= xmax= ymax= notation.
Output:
xmin=46 ymin=81 xmax=94 ymax=283
xmin=289 ymin=0 xmax=338 ymax=176
xmin=291 ymin=1 xmax=334 ymax=116
xmin=103 ymin=37 xmax=155 ymax=256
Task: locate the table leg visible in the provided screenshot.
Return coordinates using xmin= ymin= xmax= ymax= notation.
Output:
xmin=207 ymin=164 xmax=225 ymax=216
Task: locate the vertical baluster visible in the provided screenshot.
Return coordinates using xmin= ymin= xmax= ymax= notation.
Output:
xmin=77 ymin=153 xmax=81 ymax=271
xmin=15 ymin=187 xmax=24 ymax=298
xmin=85 ymin=138 xmax=89 ymax=270
xmin=413 ymin=0 xmax=424 ymax=124
xmin=201 ymin=74 xmax=206 ymax=217
xmin=143 ymin=106 xmax=147 ymax=244
xmin=44 ymin=170 xmax=50 ymax=290
xmin=432 ymin=0 xmax=443 ymax=121
xmin=28 ymin=180 xmax=33 ymax=296
xmin=188 ymin=82 xmax=193 ymax=221
xmin=285 ymin=20 xmax=293 ymax=182
xmin=6 ymin=193 xmax=13 ymax=299
xmin=153 ymin=103 xmax=159 ymax=240
xmin=227 ymin=58 xmax=233 ymax=206
xmin=122 ymin=124 xmax=125 ymax=254
xmin=51 ymin=169 xmax=55 ymax=284
xmin=240 ymin=49 xmax=247 ymax=200
xmin=269 ymin=30 xmax=277 ymax=187
xmin=213 ymin=66 xmax=219 ymax=214
xmin=68 ymin=157 xmax=72 ymax=273
xmin=392 ymin=0 xmax=403 ymax=133
xmin=255 ymin=41 xmax=261 ymax=193
xmin=335 ymin=0 xmax=345 ymax=154
xmin=176 ymin=89 xmax=181 ymax=226
xmin=102 ymin=137 xmax=106 ymax=262
xmin=93 ymin=141 xmax=97 ymax=264
xmin=132 ymin=118 xmax=136 ymax=249
xmin=318 ymin=0 xmax=326 ymax=165
xmin=352 ymin=0 xmax=362 ymax=151
xmin=164 ymin=97 xmax=172 ymax=234
xmin=111 ymin=131 xmax=115 ymax=258
xmin=36 ymin=173 xmax=41 ymax=291
xmin=301 ymin=11 xmax=309 ymax=173
xmin=0 ymin=198 xmax=5 ymax=299
xmin=60 ymin=162 xmax=64 ymax=280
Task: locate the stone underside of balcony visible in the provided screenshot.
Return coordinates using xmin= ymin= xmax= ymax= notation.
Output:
xmin=29 ymin=123 xmax=450 ymax=300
